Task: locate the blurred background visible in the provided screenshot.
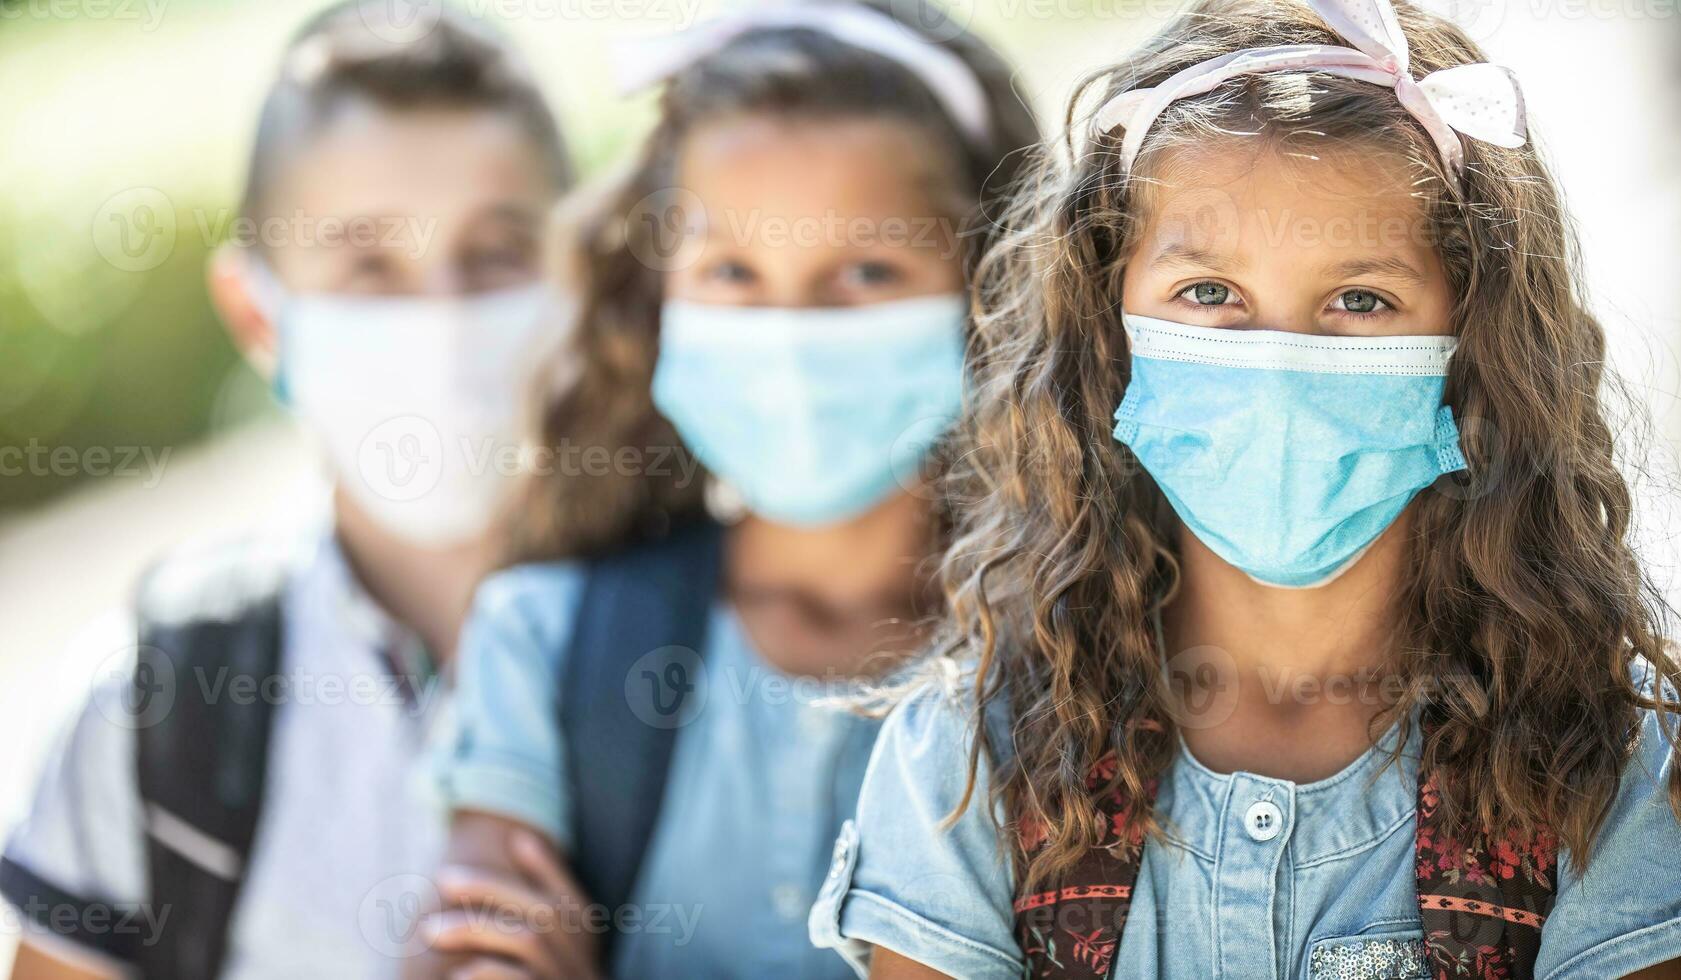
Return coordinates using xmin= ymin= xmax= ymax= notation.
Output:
xmin=0 ymin=0 xmax=1677 ymax=968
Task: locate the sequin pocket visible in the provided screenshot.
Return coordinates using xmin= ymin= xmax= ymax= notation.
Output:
xmin=1306 ymin=931 xmax=1428 ymax=980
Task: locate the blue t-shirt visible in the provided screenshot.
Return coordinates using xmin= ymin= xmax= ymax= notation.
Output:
xmin=439 ymin=562 xmax=881 ymax=979
xmin=810 ymin=662 xmax=1681 ymax=979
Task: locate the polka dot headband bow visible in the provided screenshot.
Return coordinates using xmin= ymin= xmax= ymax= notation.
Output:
xmin=1097 ymin=0 xmax=1527 ymax=177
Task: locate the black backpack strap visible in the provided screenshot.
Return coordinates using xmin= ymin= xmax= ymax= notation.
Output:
xmin=560 ymin=520 xmax=725 ymax=940
xmin=132 ymin=538 xmax=292 ymax=980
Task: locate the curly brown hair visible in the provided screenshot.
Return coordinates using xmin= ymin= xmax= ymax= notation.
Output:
xmin=937 ymin=0 xmax=1681 ymax=889
xmin=500 ymin=0 xmax=1041 ymax=564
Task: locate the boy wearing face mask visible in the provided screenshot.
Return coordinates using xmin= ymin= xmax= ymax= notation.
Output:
xmin=0 ymin=5 xmax=572 ymax=979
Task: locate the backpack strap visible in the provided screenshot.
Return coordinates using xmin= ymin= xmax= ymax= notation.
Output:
xmin=132 ymin=538 xmax=292 ymax=980
xmin=1413 ymin=772 xmax=1558 ymax=977
xmin=1011 ymin=756 xmax=1149 ymax=980
xmin=1013 ymin=735 xmax=1559 ymax=980
xmin=559 ymin=519 xmax=725 ymax=948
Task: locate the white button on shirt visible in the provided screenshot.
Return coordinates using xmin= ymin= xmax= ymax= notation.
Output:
xmin=1245 ymin=799 xmax=1284 ymax=842
xmin=1 ymin=531 xmax=449 ymax=979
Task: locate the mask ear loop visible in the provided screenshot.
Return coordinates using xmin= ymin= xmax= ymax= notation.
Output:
xmin=1111 ymin=388 xmax=1145 ymax=446
xmin=1113 ymin=321 xmax=1146 ymax=445
xmin=241 ymin=253 xmax=288 ymax=320
xmin=239 ymin=254 xmax=294 ymax=404
xmin=1433 ymin=405 xmax=1469 ymax=475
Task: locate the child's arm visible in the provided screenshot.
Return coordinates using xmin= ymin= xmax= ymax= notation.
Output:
xmin=406 ymin=566 xmax=595 ymax=978
xmin=868 ymin=946 xmax=955 ymax=979
xmin=403 ymin=812 xmax=600 ymax=980
xmin=443 ymin=809 xmax=533 ymax=882
xmin=9 ymin=943 xmax=122 ymax=980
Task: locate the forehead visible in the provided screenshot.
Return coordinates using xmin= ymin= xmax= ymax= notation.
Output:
xmin=676 ymin=114 xmax=960 ymax=226
xmin=1133 ymin=145 xmax=1435 ymax=269
xmin=267 ymin=103 xmax=555 ymax=226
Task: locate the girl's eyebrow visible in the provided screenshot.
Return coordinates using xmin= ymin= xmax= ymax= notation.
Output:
xmin=1152 ymin=242 xmax=1241 ymax=271
xmin=470 ymin=202 xmax=545 ymax=227
xmin=1324 ymin=256 xmax=1426 ymax=284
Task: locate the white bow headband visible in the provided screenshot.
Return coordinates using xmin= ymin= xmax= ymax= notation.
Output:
xmin=613 ymin=2 xmax=992 ymax=147
xmin=1097 ymin=0 xmax=1526 ymax=177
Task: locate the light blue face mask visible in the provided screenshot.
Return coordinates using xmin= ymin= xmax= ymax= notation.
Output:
xmin=652 ymin=294 xmax=968 ymax=527
xmin=1111 ymin=314 xmax=1469 ymax=588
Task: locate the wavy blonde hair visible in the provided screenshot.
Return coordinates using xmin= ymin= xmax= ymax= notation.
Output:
xmin=938 ymin=0 xmax=1681 ymax=888
xmin=500 ymin=0 xmax=1040 ymax=564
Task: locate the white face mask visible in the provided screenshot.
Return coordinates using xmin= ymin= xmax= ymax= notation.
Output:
xmin=256 ymin=268 xmax=570 ymax=547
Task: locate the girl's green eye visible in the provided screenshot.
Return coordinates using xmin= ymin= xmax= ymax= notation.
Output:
xmin=1189 ymin=282 xmax=1229 ymax=305
xmin=844 ymin=261 xmax=900 ymax=287
xmin=707 ymin=260 xmax=753 ymax=284
xmin=1337 ymin=289 xmax=1385 ymax=314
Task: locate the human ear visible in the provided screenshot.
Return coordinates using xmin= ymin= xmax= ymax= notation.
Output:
xmin=206 ymin=245 xmax=278 ymax=380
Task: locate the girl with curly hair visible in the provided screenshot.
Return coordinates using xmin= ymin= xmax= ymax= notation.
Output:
xmin=811 ymin=0 xmax=1681 ymax=977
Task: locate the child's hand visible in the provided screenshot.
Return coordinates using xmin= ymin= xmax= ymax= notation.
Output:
xmin=423 ymin=829 xmax=603 ymax=980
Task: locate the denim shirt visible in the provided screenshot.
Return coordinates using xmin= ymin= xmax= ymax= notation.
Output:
xmin=809 ymin=663 xmax=1681 ymax=980
xmin=439 ymin=562 xmax=880 ymax=980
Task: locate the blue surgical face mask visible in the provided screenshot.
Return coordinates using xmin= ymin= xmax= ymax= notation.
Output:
xmin=1111 ymin=314 xmax=1469 ymax=588
xmin=652 ymin=294 xmax=968 ymax=527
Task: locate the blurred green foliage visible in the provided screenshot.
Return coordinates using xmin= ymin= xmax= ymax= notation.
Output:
xmin=1 ymin=0 xmax=258 ymax=515
xmin=0 ymin=203 xmax=240 ymax=514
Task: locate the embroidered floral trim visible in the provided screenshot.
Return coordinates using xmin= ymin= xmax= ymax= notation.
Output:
xmin=1309 ymin=937 xmax=1429 ymax=979
xmin=1013 ymin=884 xmax=1133 ymax=914
xmin=1416 ymin=894 xmax=1546 ymax=929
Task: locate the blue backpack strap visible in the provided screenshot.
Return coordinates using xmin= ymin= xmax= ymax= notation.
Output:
xmin=560 ymin=519 xmax=725 ymax=941
xmin=132 ymin=538 xmax=292 ymax=980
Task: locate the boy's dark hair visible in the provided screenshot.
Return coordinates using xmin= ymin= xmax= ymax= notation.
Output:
xmin=242 ymin=0 xmax=572 ymax=220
